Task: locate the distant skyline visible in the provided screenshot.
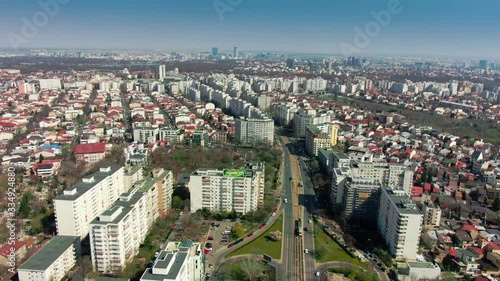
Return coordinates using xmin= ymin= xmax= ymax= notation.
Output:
xmin=1 ymin=0 xmax=500 ymax=60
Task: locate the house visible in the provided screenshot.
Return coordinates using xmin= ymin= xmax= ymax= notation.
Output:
xmin=454 ymin=248 xmax=481 ymax=276
xmin=0 ymin=241 xmax=26 ymax=266
xmin=74 ymin=143 xmax=106 ymax=164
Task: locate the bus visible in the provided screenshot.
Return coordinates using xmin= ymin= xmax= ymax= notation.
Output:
xmin=296 ymin=218 xmax=302 ymax=236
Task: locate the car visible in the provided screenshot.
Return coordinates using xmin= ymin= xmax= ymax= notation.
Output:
xmin=304 ymin=249 xmax=308 ymax=253
xmin=308 ymin=219 xmax=312 ymax=223
xmin=207 ymin=236 xmax=214 ymax=240
xmin=272 ymin=212 xmax=276 ymax=216
xmin=228 ymin=244 xmax=234 ymax=248
xmin=209 ymin=263 xmax=213 ymax=268
xmin=247 ymin=232 xmax=254 ymax=237
xmin=259 ymin=225 xmax=265 ymax=229
xmin=315 ymin=272 xmax=320 ymax=277
xmin=274 ymin=207 xmax=278 ymax=211
xmin=205 ymin=243 xmax=213 ymax=248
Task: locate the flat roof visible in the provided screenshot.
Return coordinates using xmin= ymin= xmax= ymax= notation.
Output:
xmin=140 ymin=250 xmax=189 ymax=281
xmin=55 ymin=166 xmax=122 ymax=201
xmin=18 ymin=236 xmax=79 ymax=271
xmin=383 ymin=188 xmax=422 ymax=215
xmin=407 ymin=261 xmax=438 ymax=268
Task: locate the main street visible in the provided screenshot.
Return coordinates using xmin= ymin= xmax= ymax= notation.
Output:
xmin=280 ymin=136 xmax=307 ymax=281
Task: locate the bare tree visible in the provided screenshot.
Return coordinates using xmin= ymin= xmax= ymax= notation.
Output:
xmin=240 ymin=256 xmax=264 ymax=281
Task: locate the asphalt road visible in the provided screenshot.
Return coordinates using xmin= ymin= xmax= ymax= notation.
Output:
xmin=296 ymin=155 xmax=318 ymax=279
xmin=280 ymin=136 xmax=297 ymax=281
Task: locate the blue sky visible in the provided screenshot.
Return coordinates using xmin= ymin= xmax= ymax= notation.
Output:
xmin=1 ymin=0 xmax=499 ymax=59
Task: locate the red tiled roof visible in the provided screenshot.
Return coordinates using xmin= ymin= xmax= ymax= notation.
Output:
xmin=74 ymin=143 xmax=106 ymax=154
xmin=0 ymin=241 xmax=25 ymax=257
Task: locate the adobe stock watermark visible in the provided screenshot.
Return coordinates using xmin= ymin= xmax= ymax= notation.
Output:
xmin=6 ymin=166 xmax=18 ymax=273
xmin=340 ymin=0 xmax=410 ymax=56
xmin=7 ymin=0 xmax=70 ymax=50
xmin=213 ymin=0 xmax=244 ymax=21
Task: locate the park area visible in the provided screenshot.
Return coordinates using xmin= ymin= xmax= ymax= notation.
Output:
xmin=228 ymin=215 xmax=283 ymax=260
xmin=313 ymin=223 xmax=357 ymax=264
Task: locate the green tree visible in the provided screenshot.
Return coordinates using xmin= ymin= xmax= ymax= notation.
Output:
xmin=232 ymin=223 xmax=245 ymax=239
xmin=172 ymin=196 xmax=185 ymax=210
xmin=18 ymin=192 xmax=36 ymax=218
xmin=38 ymin=154 xmax=45 ymax=163
xmin=493 ymin=197 xmax=500 ymax=212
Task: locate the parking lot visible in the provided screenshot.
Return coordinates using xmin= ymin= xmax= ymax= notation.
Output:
xmin=203 ymin=220 xmax=238 ymax=275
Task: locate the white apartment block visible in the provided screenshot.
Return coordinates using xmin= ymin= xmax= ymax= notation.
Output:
xmin=422 ymin=200 xmax=442 ymax=229
xmin=54 ymin=166 xmax=125 ymax=239
xmin=124 ymin=165 xmax=144 ymax=192
xmin=159 ymin=127 xmax=184 ymax=144
xmin=378 ymin=188 xmax=423 ymax=260
xmin=140 ymin=240 xmax=204 ymax=281
xmin=89 ymin=179 xmax=160 ymax=273
xmin=293 ymin=109 xmax=329 ymax=138
xmin=305 ymin=123 xmax=336 ymax=157
xmin=189 ymin=163 xmax=265 ymax=214
xmin=235 ymin=118 xmax=274 ymax=144
xmin=274 ymin=103 xmax=298 ymax=126
xmin=330 ymin=155 xmax=414 ymax=218
xmin=133 ymin=127 xmax=159 ymax=144
xmin=18 ymin=236 xmax=81 ymax=281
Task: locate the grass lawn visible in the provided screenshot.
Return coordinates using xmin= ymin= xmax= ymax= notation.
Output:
xmin=313 ymin=223 xmax=357 ymax=264
xmin=228 ymin=215 xmax=283 ymax=259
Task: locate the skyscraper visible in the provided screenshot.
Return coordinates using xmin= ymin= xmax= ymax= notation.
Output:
xmin=233 ymin=46 xmax=239 ymax=58
xmin=212 ymin=47 xmax=219 ymax=57
xmin=158 ymin=65 xmax=166 ymax=81
xmin=326 ymin=61 xmax=332 ymax=74
xmin=479 ymin=60 xmax=488 ymax=69
xmin=286 ymin=58 xmax=295 ymax=69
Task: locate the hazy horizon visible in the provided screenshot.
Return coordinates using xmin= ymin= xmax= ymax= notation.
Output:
xmin=1 ymin=0 xmax=500 ymax=60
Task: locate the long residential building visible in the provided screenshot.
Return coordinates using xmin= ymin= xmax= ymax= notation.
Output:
xmin=89 ymin=182 xmax=158 ymax=274
xmin=235 ymin=117 xmax=274 ymax=144
xmin=330 ymin=155 xmax=414 ymax=219
xmin=274 ymin=103 xmax=298 ymax=127
xmin=305 ymin=123 xmax=338 ymax=156
xmin=189 ymin=163 xmax=265 ymax=214
xmin=54 ymin=166 xmax=125 ymax=239
xmin=378 ymin=188 xmax=423 ymax=260
xmin=293 ymin=109 xmax=329 ymax=138
xmin=140 ymin=240 xmax=204 ymax=281
xmin=18 ymin=236 xmax=81 ymax=281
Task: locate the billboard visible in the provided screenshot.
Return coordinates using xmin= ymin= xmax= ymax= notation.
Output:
xmin=223 ymin=169 xmax=249 ymax=177
xmin=263 ymin=254 xmax=272 ymax=263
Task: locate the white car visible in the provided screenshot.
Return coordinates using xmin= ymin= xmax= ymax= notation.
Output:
xmin=315 ymin=272 xmax=320 ymax=276
xmin=304 ymin=249 xmax=308 ymax=253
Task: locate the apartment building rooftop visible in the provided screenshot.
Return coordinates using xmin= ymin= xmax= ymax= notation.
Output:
xmin=18 ymin=236 xmax=79 ymax=271
xmin=384 ymin=189 xmax=422 ymax=215
xmin=140 ymin=240 xmax=200 ymax=281
xmin=192 ymin=167 xmax=255 ymax=178
xmin=55 ymin=166 xmax=123 ymax=201
xmin=407 ymin=261 xmax=439 ymax=269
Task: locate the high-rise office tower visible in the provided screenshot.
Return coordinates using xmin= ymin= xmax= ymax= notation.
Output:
xmin=286 ymin=58 xmax=295 ymax=69
xmin=479 ymin=60 xmax=488 ymax=69
xmin=159 ymin=65 xmax=166 ymax=81
xmin=212 ymin=47 xmax=219 ymax=57
xmin=326 ymin=61 xmax=332 ymax=74
xmin=233 ymin=47 xmax=239 ymax=58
